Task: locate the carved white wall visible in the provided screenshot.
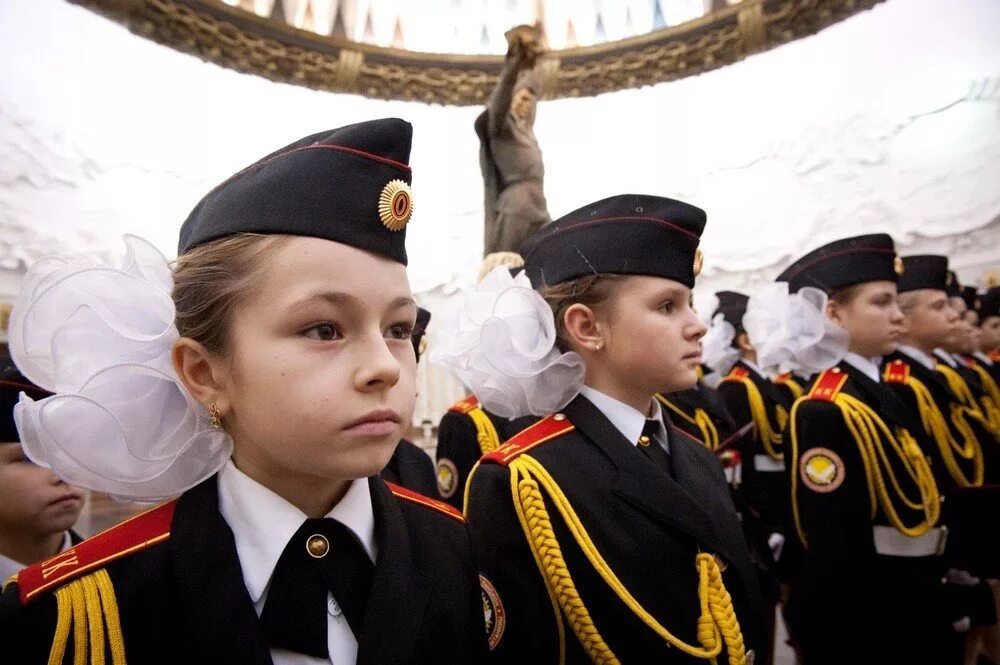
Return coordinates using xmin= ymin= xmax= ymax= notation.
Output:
xmin=2 ymin=0 xmax=999 ymax=424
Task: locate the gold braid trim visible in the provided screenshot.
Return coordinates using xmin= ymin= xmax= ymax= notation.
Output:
xmin=776 ymin=375 xmax=805 ymax=401
xmin=655 ymin=395 xmax=720 ymax=451
xmin=888 ymin=370 xmax=984 ymax=488
xmin=789 ymin=394 xmax=941 ymax=547
xmin=509 ymin=454 xmax=747 ymax=665
xmin=46 ymin=570 xmax=127 ymax=665
xmin=721 ymin=377 xmax=783 ymax=459
xmin=468 ymin=407 xmax=502 ymax=456
xmin=937 ymin=364 xmax=999 ymax=437
xmin=968 ymin=363 xmax=1000 ymax=434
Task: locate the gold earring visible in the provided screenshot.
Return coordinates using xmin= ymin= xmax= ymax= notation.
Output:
xmin=210 ymin=403 xmax=222 ymax=429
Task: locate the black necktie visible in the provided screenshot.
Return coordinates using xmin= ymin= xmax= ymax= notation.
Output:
xmin=638 ymin=419 xmax=673 ymax=477
xmin=259 ymin=518 xmax=375 ymax=657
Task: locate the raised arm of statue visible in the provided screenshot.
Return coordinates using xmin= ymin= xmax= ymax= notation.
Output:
xmin=476 ymin=25 xmax=551 ymax=255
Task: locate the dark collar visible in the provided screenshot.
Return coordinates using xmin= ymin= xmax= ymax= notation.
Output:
xmin=562 ymin=395 xmax=736 ymax=563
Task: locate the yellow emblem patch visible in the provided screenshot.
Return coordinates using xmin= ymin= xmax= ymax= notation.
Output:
xmin=800 ymin=447 xmax=844 ymax=493
xmin=894 ymin=255 xmax=905 ymax=275
xmin=436 ymin=458 xmax=459 ymax=499
xmin=379 ymin=179 xmax=412 ymax=231
xmin=480 ymin=574 xmax=506 ymax=650
xmin=693 ymin=248 xmax=704 ymax=277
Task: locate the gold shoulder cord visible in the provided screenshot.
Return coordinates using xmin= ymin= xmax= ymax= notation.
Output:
xmin=777 ymin=376 xmax=805 ymax=401
xmin=721 ymin=378 xmax=783 ymax=460
xmin=655 ymin=395 xmax=720 ymax=451
xmin=508 ymin=454 xmax=747 ymax=665
xmin=789 ymin=394 xmax=941 ymax=548
xmin=47 ymin=569 xmax=126 ymax=665
xmin=967 ymin=363 xmax=1000 ymax=434
xmin=468 ymin=407 xmax=502 ymax=456
xmin=885 ymin=369 xmax=984 ymax=488
xmin=937 ymin=364 xmax=1000 ymax=437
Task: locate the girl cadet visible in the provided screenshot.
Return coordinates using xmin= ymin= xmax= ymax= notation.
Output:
xmin=0 ymin=118 xmax=487 ymax=664
xmin=435 ymin=194 xmax=765 ymax=664
xmin=777 ymin=234 xmax=957 ymax=665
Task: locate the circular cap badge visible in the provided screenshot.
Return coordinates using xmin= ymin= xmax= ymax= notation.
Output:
xmin=379 ymin=179 xmax=412 ymax=231
xmin=693 ymin=249 xmax=704 ymax=277
xmin=800 ymin=447 xmax=845 ymax=493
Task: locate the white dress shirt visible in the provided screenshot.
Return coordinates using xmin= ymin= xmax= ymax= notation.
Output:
xmin=933 ymin=348 xmax=959 ymax=368
xmin=217 ymin=459 xmax=377 ymax=665
xmin=0 ymin=532 xmax=72 ymax=583
xmin=843 ymin=352 xmax=882 ymax=383
xmin=972 ymin=351 xmax=994 ymax=367
xmin=578 ymin=385 xmax=669 ymax=454
xmin=896 ymin=344 xmax=937 ymax=371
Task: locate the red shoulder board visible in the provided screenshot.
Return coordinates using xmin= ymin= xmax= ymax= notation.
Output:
xmin=808 ymin=368 xmax=849 ymax=402
xmin=386 ymin=482 xmax=465 ymax=523
xmin=775 ymin=372 xmax=793 ymax=384
xmin=883 ymin=359 xmax=910 ymax=384
xmin=447 ymin=394 xmax=481 ymax=415
xmin=17 ymin=500 xmax=177 ymax=604
xmin=482 ymin=415 xmax=575 ymax=466
xmin=722 ymin=366 xmax=750 ymax=382
xmin=989 ymin=350 xmax=1000 ymax=363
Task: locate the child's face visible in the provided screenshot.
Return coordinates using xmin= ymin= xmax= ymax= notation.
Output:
xmin=981 ymin=316 xmax=1000 ymax=352
xmin=828 ymin=281 xmax=904 ymax=358
xmin=0 ymin=442 xmax=84 ymax=538
xmin=901 ymin=289 xmax=958 ymax=351
xmin=598 ymin=275 xmax=707 ymax=395
xmin=220 ymin=236 xmax=418 ymax=484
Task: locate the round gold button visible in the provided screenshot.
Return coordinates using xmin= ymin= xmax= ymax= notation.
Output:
xmin=306 ymin=534 xmax=330 ymax=559
xmin=638 ymin=435 xmax=651 ymax=447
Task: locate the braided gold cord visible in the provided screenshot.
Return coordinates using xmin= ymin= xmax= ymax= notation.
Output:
xmin=968 ymin=363 xmax=1000 ymax=433
xmin=509 ymin=454 xmax=747 ymax=664
xmin=48 ymin=587 xmax=73 ymax=665
xmin=722 ymin=378 xmax=782 ymax=459
xmin=655 ymin=396 xmax=721 ymax=450
xmin=893 ymin=372 xmax=983 ymax=487
xmin=469 ymin=408 xmax=502 ymax=455
xmin=43 ymin=572 xmax=128 ymax=665
xmin=790 ymin=394 xmax=941 ymax=546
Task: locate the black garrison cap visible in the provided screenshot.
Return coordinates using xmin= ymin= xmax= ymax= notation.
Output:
xmin=959 ymin=286 xmax=979 ymax=313
xmin=1 ymin=359 xmax=51 ymax=443
xmin=777 ymin=233 xmax=901 ymax=293
xmin=412 ymin=307 xmax=431 ymax=363
xmin=178 ymin=118 xmax=414 ymax=264
xmin=897 ymin=255 xmax=949 ymax=294
xmin=713 ymin=291 xmax=749 ymax=331
xmin=977 ymin=288 xmax=1000 ymax=320
xmin=521 ymin=194 xmax=706 ymax=289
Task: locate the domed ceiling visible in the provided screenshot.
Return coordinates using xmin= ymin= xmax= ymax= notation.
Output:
xmin=74 ymin=0 xmax=882 ymax=104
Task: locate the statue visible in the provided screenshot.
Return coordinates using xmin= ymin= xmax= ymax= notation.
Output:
xmin=475 ymin=25 xmax=551 ymax=255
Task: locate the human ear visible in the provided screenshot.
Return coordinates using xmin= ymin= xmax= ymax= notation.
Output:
xmin=171 ymin=338 xmax=231 ymax=414
xmin=736 ymin=332 xmax=754 ymax=354
xmin=562 ymin=303 xmax=603 ymax=352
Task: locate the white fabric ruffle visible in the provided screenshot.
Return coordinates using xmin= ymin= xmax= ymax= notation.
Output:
xmin=744 ymin=283 xmax=848 ymax=377
xmin=9 ymin=235 xmax=232 ymax=501
xmin=431 ymin=267 xmax=585 ymax=419
xmin=700 ymin=312 xmax=740 ymax=378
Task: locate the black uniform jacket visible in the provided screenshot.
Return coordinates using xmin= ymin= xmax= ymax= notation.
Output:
xmin=0 ymin=474 xmax=487 ymax=664
xmin=716 ymin=361 xmax=794 ymax=536
xmin=381 ymin=439 xmax=437 ymax=497
xmin=883 ymin=350 xmax=1000 ymax=485
xmin=434 ymin=395 xmax=536 ymax=509
xmin=657 ymin=382 xmax=742 ymax=452
xmin=786 ymin=361 xmax=953 ymax=665
xmin=466 ymin=394 xmax=765 ymax=664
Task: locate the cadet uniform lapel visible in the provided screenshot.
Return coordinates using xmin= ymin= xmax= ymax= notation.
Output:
xmin=562 ymin=396 xmax=735 ymax=563
xmin=356 ymin=478 xmax=433 ymax=665
xmin=169 ymin=476 xmax=274 ymax=665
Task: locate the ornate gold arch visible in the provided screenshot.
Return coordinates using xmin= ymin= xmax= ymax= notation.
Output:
xmin=73 ymin=0 xmax=884 ymax=106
